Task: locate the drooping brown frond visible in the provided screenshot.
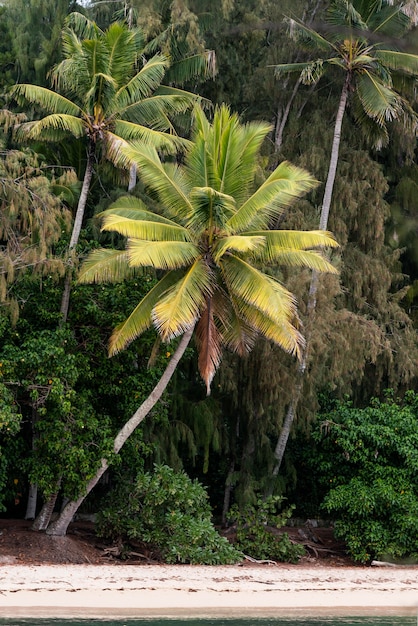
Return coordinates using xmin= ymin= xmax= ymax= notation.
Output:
xmin=195 ymin=298 xmax=223 ymax=395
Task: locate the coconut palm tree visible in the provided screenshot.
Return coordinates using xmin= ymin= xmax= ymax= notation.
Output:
xmin=11 ymin=12 xmax=202 ymax=322
xmin=269 ymin=0 xmax=418 ymax=475
xmin=45 ymin=104 xmax=338 ymax=536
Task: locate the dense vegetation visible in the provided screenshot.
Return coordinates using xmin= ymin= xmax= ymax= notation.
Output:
xmin=0 ymin=0 xmax=418 ymax=564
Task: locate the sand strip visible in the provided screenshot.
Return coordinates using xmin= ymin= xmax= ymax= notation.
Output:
xmin=0 ymin=563 xmax=417 ymax=618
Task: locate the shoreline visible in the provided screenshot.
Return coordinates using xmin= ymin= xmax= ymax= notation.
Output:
xmin=0 ymin=564 xmax=417 ymax=618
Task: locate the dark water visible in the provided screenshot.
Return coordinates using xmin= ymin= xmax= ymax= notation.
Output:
xmin=0 ymin=618 xmax=415 ymax=625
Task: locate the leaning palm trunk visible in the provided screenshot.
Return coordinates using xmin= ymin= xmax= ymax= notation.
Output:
xmin=271 ymin=77 xmax=349 ymax=476
xmin=32 ymin=478 xmax=62 ymax=531
xmin=46 ymin=326 xmax=194 ymax=536
xmin=60 ymin=141 xmax=95 ymax=323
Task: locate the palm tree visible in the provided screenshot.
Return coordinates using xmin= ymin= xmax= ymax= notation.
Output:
xmin=45 ymin=104 xmax=338 ymax=536
xmin=11 ymin=12 xmax=202 ymax=322
xmin=269 ymin=0 xmax=418 ymax=475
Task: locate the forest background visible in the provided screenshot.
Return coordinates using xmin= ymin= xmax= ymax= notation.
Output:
xmin=1 ymin=0 xmax=418 ymax=565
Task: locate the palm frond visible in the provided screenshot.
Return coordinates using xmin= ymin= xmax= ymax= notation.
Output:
xmin=244 ymin=229 xmax=339 ymax=263
xmin=152 ymin=258 xmax=212 ymax=341
xmin=118 ymin=142 xmax=194 ymax=220
xmin=15 ymin=114 xmax=84 ymax=141
xmin=10 ymin=85 xmax=82 ymax=116
xmin=269 ymin=250 xmax=338 ymax=273
xmin=188 ymin=187 xmax=236 ymax=234
xmin=220 ymin=254 xmax=296 ymax=321
xmin=238 ymin=299 xmax=303 ymax=357
xmin=121 ymin=95 xmax=198 ymax=130
xmin=227 ymin=161 xmax=317 ymax=233
xmin=109 ymin=271 xmax=182 ymax=355
xmin=375 ymin=50 xmax=418 ymax=76
xmin=212 ymin=235 xmax=266 ymax=263
xmin=368 ymin=3 xmax=411 ymax=37
xmin=285 ymin=17 xmax=337 ymax=53
xmin=102 ymin=217 xmax=192 ymax=243
xmin=64 ymin=12 xmax=103 ymax=39
xmin=195 ymin=300 xmax=223 ymax=394
xmin=78 ymin=248 xmax=132 ymax=283
xmin=114 ymin=121 xmax=190 ymax=151
xmin=105 ymin=22 xmax=140 ymax=89
xmin=164 ymin=51 xmax=217 ymax=85
xmin=357 ymin=70 xmax=403 ymax=124
xmin=127 ymin=239 xmax=199 ymax=269
xmin=116 ymin=54 xmax=169 ymax=110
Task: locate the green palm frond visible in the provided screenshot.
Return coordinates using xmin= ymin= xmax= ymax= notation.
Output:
xmin=11 ymin=85 xmax=82 ymax=116
xmin=152 ymin=259 xmax=213 ymax=340
xmin=212 ymin=235 xmax=266 ymax=263
xmin=195 ymin=301 xmax=223 ymax=395
xmin=272 ymin=61 xmax=317 ymax=78
xmin=116 ymin=54 xmax=169 ymax=110
xmin=221 ymin=254 xmax=296 ymax=321
xmin=375 ymin=50 xmax=418 ymax=76
xmin=77 ymin=248 xmax=132 ymax=283
xmin=64 ymin=11 xmax=103 ymax=39
xmin=105 ymin=23 xmax=141 ymax=89
xmin=121 ymin=95 xmax=198 ymax=130
xmin=109 ymin=271 xmax=182 ymax=355
xmin=357 ymin=70 xmax=403 ymax=124
xmin=164 ymin=51 xmax=217 ymax=85
xmin=368 ymin=3 xmax=410 ymax=37
xmin=227 ymin=161 xmax=317 ymax=233
xmin=127 ymin=239 xmax=199 ymax=269
xmin=17 ymin=114 xmax=84 ymax=140
xmin=119 ymin=142 xmax=194 ymax=219
xmin=286 ymin=17 xmax=337 ymax=53
xmin=188 ymin=187 xmax=236 ymax=233
xmin=114 ymin=121 xmax=189 ymax=151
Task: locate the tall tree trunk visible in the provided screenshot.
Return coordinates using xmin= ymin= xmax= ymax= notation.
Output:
xmin=32 ymin=478 xmax=62 ymax=531
xmin=24 ymin=483 xmax=38 ymax=520
xmin=46 ymin=326 xmax=194 ymax=536
xmin=271 ymin=76 xmax=349 ymax=476
xmin=60 ymin=141 xmax=95 ymax=323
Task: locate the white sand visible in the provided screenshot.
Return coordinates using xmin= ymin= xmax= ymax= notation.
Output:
xmin=0 ymin=563 xmax=417 ymax=618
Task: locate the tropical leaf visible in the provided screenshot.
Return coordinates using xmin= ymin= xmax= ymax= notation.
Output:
xmin=127 ymin=239 xmax=199 ymax=269
xmin=220 ymin=254 xmax=296 ymax=321
xmin=152 ymin=259 xmax=213 ymax=340
xmin=375 ymin=50 xmax=418 ymax=76
xmin=11 ymin=85 xmax=82 ymax=116
xmin=227 ymin=161 xmax=317 ymax=233
xmin=108 ymin=271 xmax=182 ymax=355
xmin=16 ymin=115 xmax=84 ymax=140
xmin=116 ymin=54 xmax=169 ymax=110
xmin=357 ymin=70 xmax=403 ymax=124
xmin=77 ymin=248 xmax=132 ymax=283
xmin=212 ymin=235 xmax=266 ymax=263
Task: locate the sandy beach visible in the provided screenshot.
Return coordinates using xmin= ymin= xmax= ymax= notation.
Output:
xmin=0 ymin=563 xmax=417 ymax=619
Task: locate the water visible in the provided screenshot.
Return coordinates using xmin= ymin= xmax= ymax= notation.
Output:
xmin=0 ymin=618 xmax=415 ymax=625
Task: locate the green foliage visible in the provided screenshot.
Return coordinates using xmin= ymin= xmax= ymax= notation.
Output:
xmin=315 ymin=393 xmax=418 ymax=563
xmin=97 ymin=464 xmax=242 ymax=564
xmin=227 ymin=495 xmax=304 ymax=563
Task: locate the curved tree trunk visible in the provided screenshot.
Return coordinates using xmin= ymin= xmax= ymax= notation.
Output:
xmin=60 ymin=140 xmax=95 ymax=323
xmin=270 ymin=77 xmax=350 ymax=477
xmin=46 ymin=326 xmax=195 ymax=536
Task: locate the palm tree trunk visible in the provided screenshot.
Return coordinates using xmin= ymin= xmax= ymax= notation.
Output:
xmin=32 ymin=478 xmax=62 ymax=531
xmin=24 ymin=483 xmax=38 ymax=520
xmin=60 ymin=140 xmax=95 ymax=323
xmin=46 ymin=326 xmax=195 ymax=536
xmin=271 ymin=76 xmax=349 ymax=476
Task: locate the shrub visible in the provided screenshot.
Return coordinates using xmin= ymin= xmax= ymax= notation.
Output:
xmin=227 ymin=495 xmax=305 ymax=563
xmin=97 ymin=464 xmax=242 ymax=564
xmin=317 ymin=394 xmax=418 ymax=563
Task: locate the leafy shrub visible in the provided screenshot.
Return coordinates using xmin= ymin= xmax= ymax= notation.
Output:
xmin=317 ymin=393 xmax=418 ymax=563
xmin=227 ymin=495 xmax=305 ymax=563
xmin=97 ymin=464 xmax=242 ymax=564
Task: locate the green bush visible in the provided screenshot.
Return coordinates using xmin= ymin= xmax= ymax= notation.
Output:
xmin=227 ymin=495 xmax=305 ymax=563
xmin=317 ymin=393 xmax=418 ymax=563
xmin=97 ymin=464 xmax=242 ymax=564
